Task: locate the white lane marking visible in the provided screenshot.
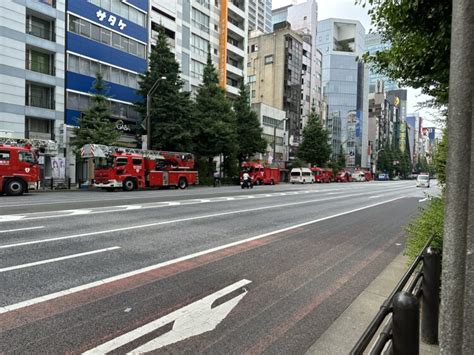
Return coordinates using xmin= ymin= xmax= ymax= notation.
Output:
xmin=0 ymin=189 xmax=412 ymax=250
xmin=69 ymin=209 xmax=93 ymax=215
xmin=123 ymin=205 xmax=142 ymax=210
xmin=199 ymin=199 xmax=211 ymax=203
xmin=0 ymin=195 xmax=406 ymax=314
xmin=226 ymin=197 xmax=235 ymax=201
xmin=0 ymin=215 xmax=26 ymax=222
xmin=246 ymin=195 xmax=255 ymax=199
xmin=83 ymin=280 xmax=251 ymax=354
xmin=368 ymin=195 xmax=382 ymax=199
xmin=0 ymin=246 xmax=121 ymax=273
xmin=0 ymin=226 xmax=44 ymax=234
xmin=167 ymin=202 xmax=181 ymax=206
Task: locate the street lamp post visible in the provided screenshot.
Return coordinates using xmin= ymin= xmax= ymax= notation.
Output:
xmin=146 ymin=76 xmax=166 ymax=150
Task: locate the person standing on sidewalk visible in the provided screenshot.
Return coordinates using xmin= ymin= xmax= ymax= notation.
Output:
xmin=213 ymin=170 xmax=221 ymax=187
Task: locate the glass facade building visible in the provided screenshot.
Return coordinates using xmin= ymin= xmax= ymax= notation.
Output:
xmin=317 ymin=18 xmax=369 ymax=168
xmin=365 ymin=32 xmax=398 ymax=93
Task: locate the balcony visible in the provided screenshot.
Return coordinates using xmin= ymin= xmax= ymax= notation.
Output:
xmin=26 ymin=15 xmax=55 ymax=41
xmin=227 ymin=42 xmax=245 ymax=58
xmin=26 ymin=84 xmax=55 ymax=110
xmin=228 ymin=1 xmax=245 ymax=19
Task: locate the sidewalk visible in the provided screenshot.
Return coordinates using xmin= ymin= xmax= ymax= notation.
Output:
xmin=306 ymin=253 xmax=439 ymax=355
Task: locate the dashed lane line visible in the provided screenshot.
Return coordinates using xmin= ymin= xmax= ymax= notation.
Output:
xmin=0 ymin=195 xmax=407 ymax=314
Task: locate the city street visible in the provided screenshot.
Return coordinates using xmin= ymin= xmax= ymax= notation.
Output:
xmin=0 ymin=181 xmax=437 ymax=353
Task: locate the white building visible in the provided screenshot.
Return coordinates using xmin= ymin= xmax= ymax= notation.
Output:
xmin=248 ymin=0 xmax=273 ymax=33
xmin=0 ymin=0 xmax=65 ymax=142
xmin=150 ymin=0 xmax=247 ymax=96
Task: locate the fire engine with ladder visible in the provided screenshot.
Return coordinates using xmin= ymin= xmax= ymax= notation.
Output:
xmin=81 ymin=144 xmax=198 ymax=191
xmin=0 ymin=137 xmax=58 ymax=196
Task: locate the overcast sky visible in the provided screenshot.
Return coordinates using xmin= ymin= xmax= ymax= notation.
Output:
xmin=272 ymin=0 xmax=441 ymax=126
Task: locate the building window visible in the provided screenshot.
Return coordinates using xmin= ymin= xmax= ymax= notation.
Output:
xmin=26 ymin=48 xmax=54 ymax=75
xmin=192 ymin=8 xmax=210 ymax=33
xmin=26 ymin=15 xmax=54 ymax=41
xmin=26 ymin=83 xmax=55 ymax=109
xmin=26 ymin=117 xmax=53 ymax=139
xmin=67 ymin=53 xmax=140 ymax=89
xmin=251 ymin=90 xmax=256 ymax=98
xmin=191 ymin=59 xmax=205 ymax=81
xmin=68 ymin=15 xmax=146 ymax=59
xmin=66 ymin=91 xmax=139 ymax=119
xmin=191 ymin=34 xmax=209 ymax=57
xmin=247 ymin=75 xmax=256 ymax=83
xmin=264 ymin=55 xmax=273 ymax=64
xmin=250 ymin=44 xmax=258 ymax=52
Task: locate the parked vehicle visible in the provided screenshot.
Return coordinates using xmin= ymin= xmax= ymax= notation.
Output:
xmin=325 ymin=168 xmax=335 ymax=182
xmin=364 ymin=171 xmax=373 ymax=181
xmin=0 ymin=138 xmax=57 ymax=196
xmin=290 ymin=167 xmax=314 ymax=184
xmin=241 ymin=161 xmax=280 ymax=185
xmin=311 ymin=167 xmax=330 ymax=183
xmin=241 ymin=178 xmax=253 ymax=189
xmin=352 ymin=171 xmax=366 ymax=182
xmin=377 ymin=173 xmax=390 ymax=181
xmin=81 ymin=144 xmax=198 ymax=191
xmin=416 ymin=174 xmax=430 ymax=188
xmin=336 ymin=170 xmax=352 ymax=182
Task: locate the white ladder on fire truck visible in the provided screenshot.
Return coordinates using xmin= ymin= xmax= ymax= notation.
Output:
xmin=0 ymin=137 xmax=59 ymax=155
xmin=80 ymin=144 xmax=167 ymax=160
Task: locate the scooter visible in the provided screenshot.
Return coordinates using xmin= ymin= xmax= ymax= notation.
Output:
xmin=241 ymin=178 xmax=253 ymax=189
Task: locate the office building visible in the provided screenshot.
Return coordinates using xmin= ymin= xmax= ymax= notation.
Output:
xmin=0 ymin=0 xmax=66 ymax=142
xmin=248 ymin=22 xmax=312 ymax=158
xmin=65 ymin=0 xmax=148 ymax=148
xmin=317 ymin=18 xmax=369 ymax=168
xmin=272 ymin=0 xmax=322 ymax=116
xmin=0 ymin=0 xmax=66 ymax=179
xmin=150 ymin=0 xmax=247 ymax=97
xmin=365 ymin=32 xmax=398 ymax=93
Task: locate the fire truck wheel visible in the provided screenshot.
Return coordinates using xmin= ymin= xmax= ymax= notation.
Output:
xmin=270 ymin=179 xmax=275 ymax=185
xmin=123 ymin=178 xmax=135 ymax=191
xmin=5 ymin=178 xmax=25 ymax=196
xmin=178 ymin=177 xmax=188 ymax=189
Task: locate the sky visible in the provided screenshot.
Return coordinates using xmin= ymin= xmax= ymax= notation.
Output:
xmin=272 ymin=0 xmax=441 ymax=127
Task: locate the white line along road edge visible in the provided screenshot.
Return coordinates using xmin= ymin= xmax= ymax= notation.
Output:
xmin=0 ymin=196 xmax=406 ymax=314
xmin=83 ymin=279 xmax=252 ymax=354
xmin=0 ymin=226 xmax=44 ymax=234
xmin=0 ymin=247 xmax=121 ymax=273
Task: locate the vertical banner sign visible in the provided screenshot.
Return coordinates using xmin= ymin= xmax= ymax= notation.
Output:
xmin=52 ymin=157 xmax=66 ymax=179
xmin=219 ymin=0 xmax=228 ymax=88
xmin=400 ymin=122 xmax=406 ymax=152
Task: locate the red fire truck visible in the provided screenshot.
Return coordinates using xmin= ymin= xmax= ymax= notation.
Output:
xmin=241 ymin=161 xmax=280 ymax=185
xmin=81 ymin=144 xmax=198 ymax=191
xmin=0 ymin=138 xmax=57 ymax=196
xmin=311 ymin=167 xmax=331 ymax=183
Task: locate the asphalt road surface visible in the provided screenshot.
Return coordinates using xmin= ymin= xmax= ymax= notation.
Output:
xmin=0 ymin=181 xmax=438 ymax=354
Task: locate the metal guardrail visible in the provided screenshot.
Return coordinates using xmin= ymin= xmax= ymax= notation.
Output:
xmin=351 ymin=236 xmax=441 ymax=354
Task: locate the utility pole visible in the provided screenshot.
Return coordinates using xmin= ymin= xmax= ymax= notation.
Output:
xmin=439 ymin=0 xmax=473 ymax=353
xmin=145 ymin=76 xmax=166 ymax=150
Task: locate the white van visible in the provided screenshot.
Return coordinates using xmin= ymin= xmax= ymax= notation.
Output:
xmin=290 ymin=168 xmax=314 ymax=184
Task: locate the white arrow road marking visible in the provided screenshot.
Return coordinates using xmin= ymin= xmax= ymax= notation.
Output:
xmin=83 ymin=279 xmax=252 ymax=354
xmin=0 ymin=246 xmax=121 ymax=273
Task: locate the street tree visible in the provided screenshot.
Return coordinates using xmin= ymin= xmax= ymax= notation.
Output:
xmin=136 ymin=26 xmax=193 ymax=151
xmin=234 ymin=81 xmax=266 ymax=163
xmin=193 ymin=52 xmax=237 ymax=176
xmin=71 ymin=72 xmax=121 ymax=152
xmin=297 ymin=107 xmax=331 ymax=167
xmin=357 ymin=0 xmax=451 ymax=106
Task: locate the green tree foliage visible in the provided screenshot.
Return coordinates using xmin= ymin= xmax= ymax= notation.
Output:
xmin=434 ymin=129 xmax=447 ymax=185
xmin=297 ymin=107 xmax=331 ymax=167
xmin=193 ymin=52 xmax=237 ymax=175
xmin=136 ymin=26 xmax=193 ymax=151
xmin=357 ymin=0 xmax=451 ymax=106
xmin=234 ymin=81 xmax=267 ymax=163
xmin=71 ymin=72 xmax=121 ymax=152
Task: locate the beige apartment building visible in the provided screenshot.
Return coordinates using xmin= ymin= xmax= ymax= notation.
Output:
xmin=248 ymin=23 xmax=310 ymax=157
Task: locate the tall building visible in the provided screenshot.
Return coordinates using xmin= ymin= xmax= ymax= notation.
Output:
xmin=150 ymin=0 xmax=247 ymax=97
xmin=0 ymin=0 xmax=66 ymax=178
xmin=248 ymin=0 xmax=272 ymax=33
xmin=248 ymin=22 xmax=311 ymax=158
xmin=0 ymin=0 xmax=65 ymax=142
xmin=365 ymin=33 xmax=398 ymax=93
xmin=65 ymin=0 xmax=148 ymax=148
xmin=272 ymin=0 xmax=322 ymax=115
xmin=317 ymin=18 xmax=369 ymax=168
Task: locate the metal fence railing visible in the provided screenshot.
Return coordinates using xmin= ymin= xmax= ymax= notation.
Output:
xmin=351 ymin=236 xmax=441 ymax=354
